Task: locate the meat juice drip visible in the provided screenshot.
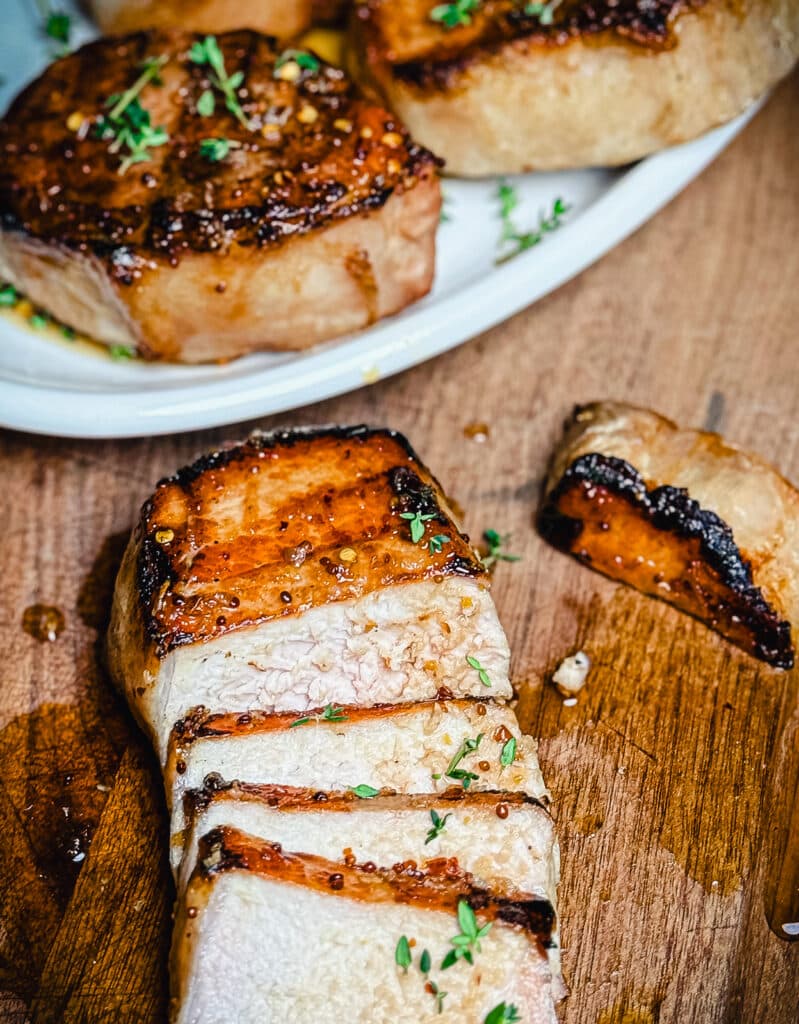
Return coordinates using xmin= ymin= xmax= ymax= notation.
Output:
xmin=21 ymin=603 xmax=65 ymax=642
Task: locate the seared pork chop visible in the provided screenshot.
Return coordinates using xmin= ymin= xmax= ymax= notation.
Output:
xmin=167 ymin=699 xmax=548 ymax=838
xmin=0 ymin=31 xmax=440 ymax=361
xmin=178 ymin=786 xmax=559 ymax=905
xmin=172 ymin=827 xmax=560 ymax=1024
xmin=349 ymin=0 xmax=799 ymax=174
xmin=87 ymin=0 xmax=346 ymax=37
xmin=109 ymin=427 xmax=512 ymax=761
xmin=540 ymin=401 xmax=799 ymax=667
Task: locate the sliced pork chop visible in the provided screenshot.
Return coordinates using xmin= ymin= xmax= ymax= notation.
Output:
xmin=178 ymin=786 xmax=559 ymax=903
xmin=540 ymin=401 xmax=799 ymax=667
xmin=166 ymin=699 xmax=548 ymax=838
xmin=349 ymin=0 xmax=798 ymax=175
xmin=0 ymin=31 xmax=440 ymax=361
xmin=109 ymin=427 xmax=511 ymax=762
xmin=172 ymin=826 xmax=560 ymax=1024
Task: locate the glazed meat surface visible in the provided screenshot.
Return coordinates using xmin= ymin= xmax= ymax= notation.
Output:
xmin=108 ymin=427 xmax=512 ymax=760
xmin=0 ymin=30 xmax=440 ymax=360
xmin=349 ymin=0 xmax=799 ymax=173
xmin=540 ymin=401 xmax=799 ymax=667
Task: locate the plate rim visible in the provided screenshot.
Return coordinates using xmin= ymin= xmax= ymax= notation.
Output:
xmin=0 ymin=106 xmax=758 ymax=439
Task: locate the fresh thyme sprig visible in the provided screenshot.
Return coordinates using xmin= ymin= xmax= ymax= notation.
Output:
xmin=428 ymin=533 xmax=451 ymax=555
xmin=95 ymin=56 xmax=169 ymax=175
xmin=0 ymin=283 xmax=19 ymax=307
xmin=466 ymin=655 xmax=492 ymax=688
xmin=350 ymin=784 xmax=380 ymax=799
xmin=424 ymin=809 xmax=452 ymax=845
xmin=485 ymin=1003 xmax=522 ymax=1024
xmin=524 ymin=0 xmax=563 ymax=25
xmin=496 ymin=182 xmax=570 ymax=264
xmin=430 ymin=0 xmax=482 ymax=28
xmin=274 ymin=49 xmax=321 ymax=79
xmin=433 ymin=733 xmax=484 ymax=790
xmin=480 ymin=528 xmax=521 ymax=570
xmin=36 ymin=0 xmax=70 ymax=54
xmin=395 ymin=935 xmax=412 ymax=973
xmin=289 ymin=703 xmax=348 ymax=728
xmin=500 ymin=736 xmax=517 ymax=767
xmin=199 ymin=137 xmax=240 ymax=162
xmin=441 ymin=899 xmax=492 ymax=970
xmin=189 ymin=35 xmax=252 ymax=129
xmin=109 ymin=344 xmax=135 ymax=360
xmin=400 ymin=509 xmax=437 ymax=544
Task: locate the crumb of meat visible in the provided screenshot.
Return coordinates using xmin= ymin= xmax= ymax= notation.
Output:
xmin=552 ymin=651 xmax=591 ymax=696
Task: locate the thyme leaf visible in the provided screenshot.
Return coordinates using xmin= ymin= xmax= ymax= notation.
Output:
xmin=466 ymin=654 xmax=492 ymax=688
xmin=424 ymin=809 xmax=452 ymax=845
xmin=189 ymin=35 xmax=252 ymax=129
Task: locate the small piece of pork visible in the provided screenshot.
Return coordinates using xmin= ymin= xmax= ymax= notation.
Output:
xmin=540 ymin=401 xmax=799 ymax=667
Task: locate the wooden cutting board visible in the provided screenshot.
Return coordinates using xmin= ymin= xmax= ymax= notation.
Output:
xmin=1 ymin=72 xmax=797 ymax=1024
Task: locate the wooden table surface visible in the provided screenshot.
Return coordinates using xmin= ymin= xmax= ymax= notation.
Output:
xmin=1 ymin=71 xmax=797 ymax=1024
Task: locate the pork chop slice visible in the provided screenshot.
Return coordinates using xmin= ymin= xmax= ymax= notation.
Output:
xmin=178 ymin=785 xmax=559 ymax=901
xmin=166 ymin=699 xmax=548 ymax=839
xmin=86 ymin=0 xmax=342 ymax=37
xmin=108 ymin=427 xmax=511 ymax=762
xmin=0 ymin=30 xmax=440 ymax=361
xmin=172 ymin=826 xmax=560 ymax=1023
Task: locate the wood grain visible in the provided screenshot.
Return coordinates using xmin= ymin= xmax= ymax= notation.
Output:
xmin=1 ymin=70 xmax=797 ymax=1024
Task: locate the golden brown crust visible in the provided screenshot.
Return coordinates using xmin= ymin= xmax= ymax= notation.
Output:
xmin=539 ymin=402 xmax=799 ymax=668
xmin=88 ymin=0 xmax=317 ymax=37
xmin=137 ymin=427 xmax=483 ymax=654
xmin=190 ymin=825 xmax=556 ymax=936
xmin=0 ymin=30 xmax=436 ymax=268
xmin=350 ymin=0 xmax=799 ymax=173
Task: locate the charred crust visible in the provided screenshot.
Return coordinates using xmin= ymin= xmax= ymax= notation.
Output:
xmin=0 ymin=30 xmax=438 ymax=264
xmin=540 ymin=452 xmax=794 ymax=668
xmin=381 ymin=0 xmax=704 ymax=92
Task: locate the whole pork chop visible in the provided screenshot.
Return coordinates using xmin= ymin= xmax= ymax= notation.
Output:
xmin=0 ymin=30 xmax=440 ymax=362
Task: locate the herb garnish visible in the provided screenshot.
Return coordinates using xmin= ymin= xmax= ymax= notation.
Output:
xmin=400 ymin=509 xmax=437 ymax=544
xmin=189 ymin=35 xmax=251 ymax=129
xmin=95 ymin=56 xmax=169 ymax=175
xmin=421 ymin=951 xmax=447 ymax=1013
xmin=199 ymin=137 xmax=239 ymax=162
xmin=524 ymin=0 xmax=562 ymax=24
xmin=37 ymin=1 xmax=70 ymax=54
xmin=430 ymin=0 xmax=481 ymax=29
xmin=500 ymin=736 xmax=517 ymax=767
xmin=428 ymin=533 xmax=451 ymax=555
xmin=441 ymin=899 xmax=492 ymax=969
xmin=480 ymin=529 xmax=521 ymax=570
xmin=395 ymin=935 xmax=412 ymax=973
xmin=350 ymin=784 xmax=380 ymax=799
xmin=496 ymin=182 xmax=569 ymax=264
xmin=485 ymin=1003 xmax=522 ymax=1024
xmin=466 ymin=654 xmax=492 ymax=688
xmin=274 ymin=49 xmax=321 ymax=77
xmin=0 ymin=283 xmax=19 ymax=307
xmin=109 ymin=344 xmax=135 ymax=360
xmin=433 ymin=733 xmax=483 ymax=790
xmin=425 ymin=809 xmax=452 ymax=845
xmin=289 ymin=704 xmax=348 ymax=728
